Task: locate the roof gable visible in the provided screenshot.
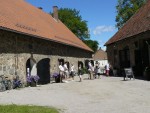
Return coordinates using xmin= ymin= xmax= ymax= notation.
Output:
xmin=105 ymin=0 xmax=150 ymax=46
xmin=93 ymin=49 xmax=107 ymax=60
xmin=0 ymin=0 xmax=93 ymax=52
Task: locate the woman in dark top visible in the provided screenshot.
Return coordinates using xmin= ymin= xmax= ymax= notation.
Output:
xmin=78 ymin=64 xmax=82 ymax=82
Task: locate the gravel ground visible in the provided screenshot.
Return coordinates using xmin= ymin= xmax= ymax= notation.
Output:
xmin=0 ymin=74 xmax=150 ymax=113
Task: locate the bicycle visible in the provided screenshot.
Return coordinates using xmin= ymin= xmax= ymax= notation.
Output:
xmin=0 ymin=75 xmax=12 ymax=92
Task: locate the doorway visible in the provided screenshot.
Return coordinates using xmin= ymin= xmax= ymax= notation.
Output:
xmin=26 ymin=58 xmax=37 ymax=76
xmin=37 ymin=58 xmax=50 ymax=84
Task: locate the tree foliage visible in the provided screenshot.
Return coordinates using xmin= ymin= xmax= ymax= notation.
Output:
xmin=83 ymin=40 xmax=99 ymax=53
xmin=116 ymin=0 xmax=147 ymax=29
xmin=52 ymin=8 xmax=90 ymax=40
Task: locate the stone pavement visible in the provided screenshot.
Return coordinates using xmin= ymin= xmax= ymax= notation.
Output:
xmin=0 ymin=74 xmax=150 ymax=113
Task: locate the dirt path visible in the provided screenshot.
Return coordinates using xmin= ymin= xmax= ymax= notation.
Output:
xmin=0 ymin=75 xmax=150 ymax=113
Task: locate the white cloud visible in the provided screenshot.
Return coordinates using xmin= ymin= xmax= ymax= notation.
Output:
xmin=93 ymin=25 xmax=115 ymax=35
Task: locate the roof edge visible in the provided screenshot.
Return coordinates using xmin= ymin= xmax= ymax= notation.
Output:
xmin=105 ymin=1 xmax=148 ymax=46
xmin=105 ymin=30 xmax=150 ymax=46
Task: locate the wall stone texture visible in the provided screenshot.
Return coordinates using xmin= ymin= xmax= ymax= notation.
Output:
xmin=106 ymin=31 xmax=150 ymax=70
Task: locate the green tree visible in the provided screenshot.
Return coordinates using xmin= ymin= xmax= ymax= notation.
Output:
xmin=83 ymin=40 xmax=99 ymax=53
xmin=116 ymin=0 xmax=147 ymax=29
xmin=51 ymin=8 xmax=90 ymax=40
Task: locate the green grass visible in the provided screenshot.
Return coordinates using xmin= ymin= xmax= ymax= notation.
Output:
xmin=0 ymin=105 xmax=59 ymax=113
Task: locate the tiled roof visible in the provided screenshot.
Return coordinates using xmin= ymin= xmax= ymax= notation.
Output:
xmin=105 ymin=0 xmax=150 ymax=46
xmin=0 ymin=0 xmax=93 ymax=52
xmin=93 ymin=48 xmax=107 ymax=60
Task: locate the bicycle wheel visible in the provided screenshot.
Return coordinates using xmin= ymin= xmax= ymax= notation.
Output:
xmin=0 ymin=82 xmax=6 ymax=92
xmin=7 ymin=80 xmax=12 ymax=90
xmin=0 ymin=76 xmax=3 ymax=82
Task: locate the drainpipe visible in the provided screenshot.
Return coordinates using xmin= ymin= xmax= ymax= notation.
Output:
xmin=15 ymin=36 xmax=18 ymax=75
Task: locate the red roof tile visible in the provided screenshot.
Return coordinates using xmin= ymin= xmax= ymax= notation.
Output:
xmin=105 ymin=0 xmax=150 ymax=46
xmin=0 ymin=0 xmax=93 ymax=52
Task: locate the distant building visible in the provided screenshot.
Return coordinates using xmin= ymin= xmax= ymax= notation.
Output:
xmin=105 ymin=0 xmax=150 ymax=76
xmin=0 ymin=0 xmax=93 ymax=84
xmin=93 ymin=48 xmax=108 ymax=68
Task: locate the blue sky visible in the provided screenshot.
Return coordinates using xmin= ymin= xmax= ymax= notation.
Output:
xmin=26 ymin=0 xmax=118 ymax=50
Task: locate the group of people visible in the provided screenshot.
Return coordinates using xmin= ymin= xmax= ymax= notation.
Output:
xmin=58 ymin=61 xmax=111 ymax=83
xmin=88 ymin=61 xmax=110 ymax=79
xmin=58 ymin=62 xmax=83 ymax=82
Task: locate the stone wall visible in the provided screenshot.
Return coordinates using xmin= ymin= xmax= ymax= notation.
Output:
xmin=106 ymin=31 xmax=150 ymax=70
xmin=0 ymin=29 xmax=92 ymax=83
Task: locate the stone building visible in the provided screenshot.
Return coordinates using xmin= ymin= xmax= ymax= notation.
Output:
xmin=0 ymin=0 xmax=93 ymax=84
xmin=105 ymin=0 xmax=150 ymax=76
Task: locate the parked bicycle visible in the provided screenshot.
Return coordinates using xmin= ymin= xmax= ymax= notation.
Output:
xmin=0 ymin=75 xmax=12 ymax=92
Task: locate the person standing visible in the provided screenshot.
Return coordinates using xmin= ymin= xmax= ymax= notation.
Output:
xmin=94 ymin=63 xmax=98 ymax=79
xmin=70 ymin=64 xmax=75 ymax=80
xmin=97 ymin=62 xmax=101 ymax=79
xmin=88 ymin=61 xmax=91 ymax=79
xmin=105 ymin=63 xmax=110 ymax=76
xmin=88 ymin=61 xmax=94 ymax=79
xmin=78 ymin=64 xmax=83 ymax=82
xmin=58 ymin=62 xmax=64 ymax=82
xmin=64 ymin=62 xmax=69 ymax=79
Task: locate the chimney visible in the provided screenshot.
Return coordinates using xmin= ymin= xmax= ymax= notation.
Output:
xmin=53 ymin=6 xmax=58 ymax=21
xmin=38 ymin=7 xmax=43 ymax=10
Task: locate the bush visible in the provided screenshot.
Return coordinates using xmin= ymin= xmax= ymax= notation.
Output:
xmin=27 ymin=75 xmax=40 ymax=87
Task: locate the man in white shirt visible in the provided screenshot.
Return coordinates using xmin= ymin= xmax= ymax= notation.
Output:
xmin=97 ymin=62 xmax=102 ymax=79
xmin=88 ymin=61 xmax=94 ymax=79
xmin=70 ymin=64 xmax=75 ymax=80
xmin=64 ymin=62 xmax=69 ymax=79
